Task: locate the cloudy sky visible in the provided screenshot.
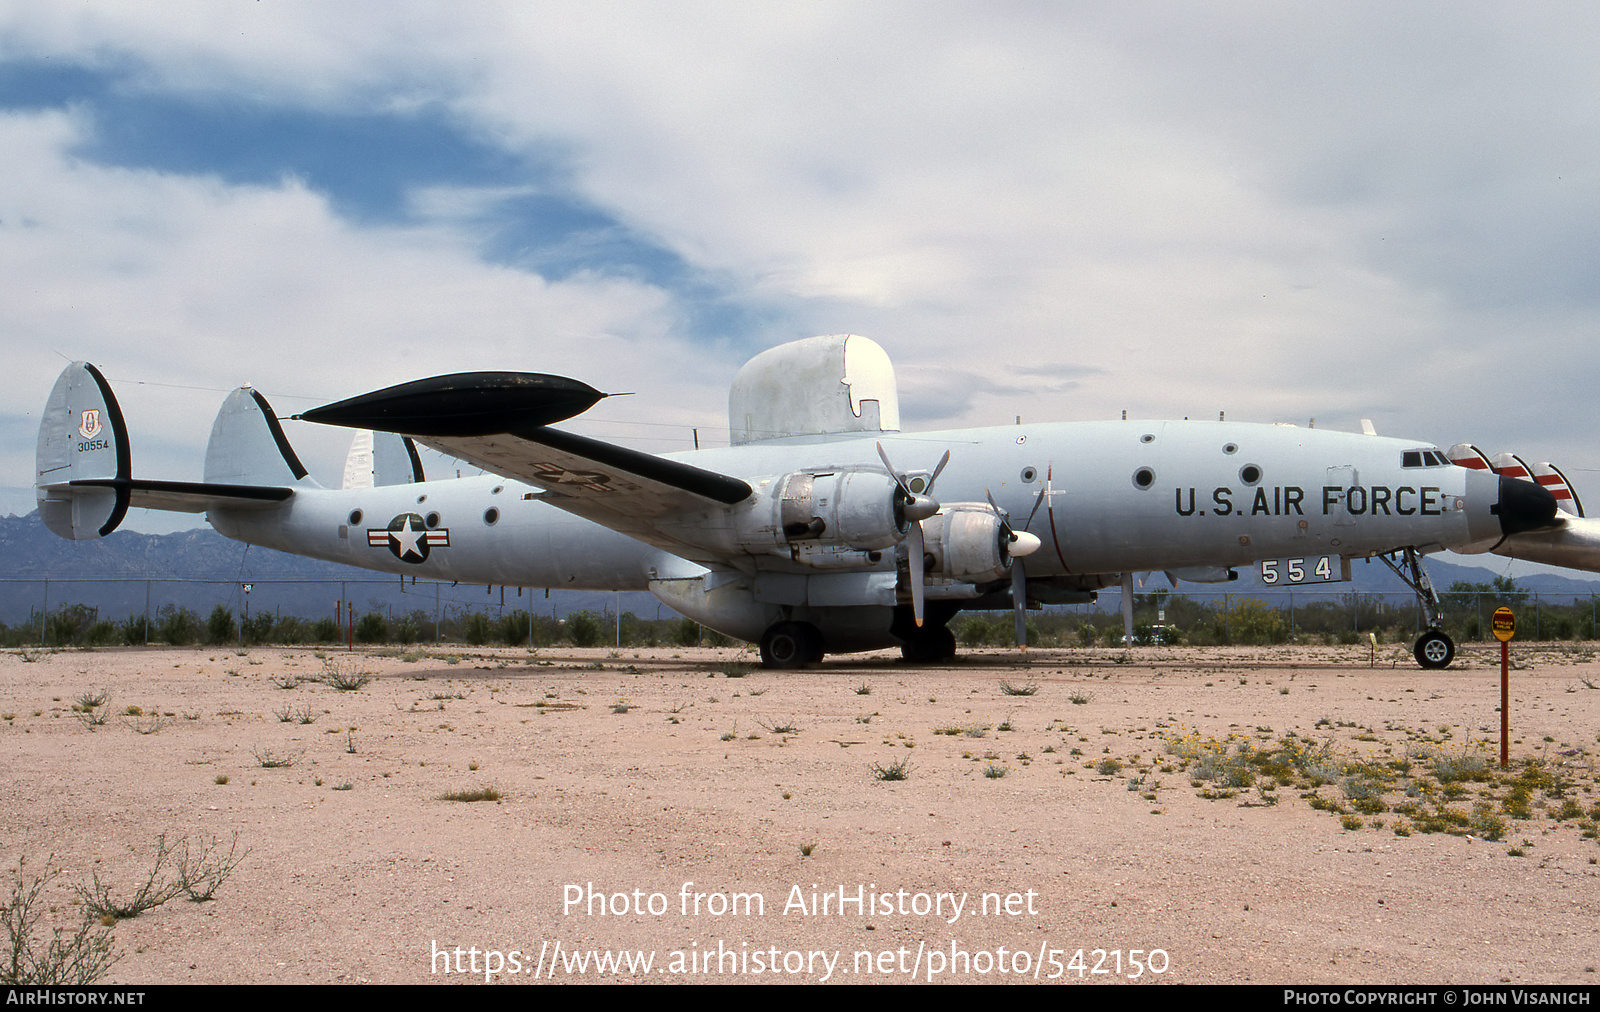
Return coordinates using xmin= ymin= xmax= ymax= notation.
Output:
xmin=4 ymin=3 xmax=1599 ymax=541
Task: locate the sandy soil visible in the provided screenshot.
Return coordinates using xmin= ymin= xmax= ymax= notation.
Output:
xmin=1 ymin=639 xmax=1597 ymax=985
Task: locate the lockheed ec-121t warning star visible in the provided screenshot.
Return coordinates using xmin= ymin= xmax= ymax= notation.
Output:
xmin=35 ymin=335 xmax=1600 ymax=668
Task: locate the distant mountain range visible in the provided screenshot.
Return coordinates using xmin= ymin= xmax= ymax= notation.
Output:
xmin=0 ymin=511 xmax=662 ymax=627
xmin=4 ymin=510 xmax=1597 ymax=627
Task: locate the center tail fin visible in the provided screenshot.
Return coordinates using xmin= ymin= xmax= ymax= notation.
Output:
xmin=341 ymin=429 xmax=425 ymax=488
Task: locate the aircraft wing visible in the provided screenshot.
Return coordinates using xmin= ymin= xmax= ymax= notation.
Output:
xmin=298 ymin=372 xmax=753 ymax=558
xmin=415 ymin=428 xmax=751 ymax=554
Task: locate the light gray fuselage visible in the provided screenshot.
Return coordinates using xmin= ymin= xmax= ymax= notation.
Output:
xmin=211 ymin=418 xmax=1498 ymax=593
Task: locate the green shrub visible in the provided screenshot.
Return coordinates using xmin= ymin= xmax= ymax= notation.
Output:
xmin=565 ymin=611 xmax=604 ymax=648
xmin=204 ymin=605 xmax=236 ymax=646
xmin=121 ymin=614 xmax=150 ymax=646
xmin=354 ymin=613 xmax=389 ymax=644
xmin=461 ymin=612 xmax=491 ymax=646
xmin=396 ymin=616 xmax=421 ymax=645
xmin=241 ymin=613 xmax=275 ymax=645
xmin=158 ymin=606 xmax=198 ymax=646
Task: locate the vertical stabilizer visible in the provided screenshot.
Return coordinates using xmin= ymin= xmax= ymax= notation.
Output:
xmin=343 ymin=430 xmax=375 ymax=489
xmin=36 ymin=362 xmax=131 ymax=539
xmin=341 ymin=430 xmax=424 ymax=487
xmin=374 ymin=432 xmax=425 ymax=484
xmin=204 ymin=387 xmax=316 ymax=487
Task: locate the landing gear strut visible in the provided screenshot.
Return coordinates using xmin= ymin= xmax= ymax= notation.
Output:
xmin=759 ymin=621 xmax=823 ymax=669
xmin=1378 ymin=547 xmax=1455 ymax=670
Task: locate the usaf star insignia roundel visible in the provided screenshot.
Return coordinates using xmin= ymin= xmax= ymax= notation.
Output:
xmin=367 ymin=513 xmax=449 ymax=563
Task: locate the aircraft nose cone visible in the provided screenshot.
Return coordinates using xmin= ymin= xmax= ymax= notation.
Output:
xmin=1495 ymin=474 xmax=1559 ymax=536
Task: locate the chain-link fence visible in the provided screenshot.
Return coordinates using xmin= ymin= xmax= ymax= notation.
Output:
xmin=0 ymin=578 xmax=697 ymax=649
xmin=5 ymin=578 xmax=1593 ymax=651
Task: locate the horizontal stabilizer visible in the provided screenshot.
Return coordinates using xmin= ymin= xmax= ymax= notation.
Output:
xmin=55 ymin=478 xmax=292 ymax=514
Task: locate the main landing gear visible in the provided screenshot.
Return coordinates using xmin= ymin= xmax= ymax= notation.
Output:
xmin=899 ymin=625 xmax=956 ymax=664
xmin=890 ymin=602 xmax=959 ymax=664
xmin=759 ymin=621 xmax=824 ymax=669
xmin=1378 ymin=548 xmax=1455 ymax=670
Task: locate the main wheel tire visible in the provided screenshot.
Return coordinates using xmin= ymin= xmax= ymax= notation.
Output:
xmin=760 ymin=621 xmax=820 ymax=669
xmin=899 ymin=626 xmax=957 ymax=664
xmin=800 ymin=624 xmax=825 ymax=665
xmin=1414 ymin=629 xmax=1455 ymax=669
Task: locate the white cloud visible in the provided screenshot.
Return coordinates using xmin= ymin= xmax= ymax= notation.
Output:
xmin=4 ymin=2 xmax=1600 ymax=528
xmin=0 ymin=107 xmax=728 ymax=515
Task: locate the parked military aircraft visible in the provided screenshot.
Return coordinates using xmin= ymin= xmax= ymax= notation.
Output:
xmin=35 ymin=335 xmax=1600 ymax=668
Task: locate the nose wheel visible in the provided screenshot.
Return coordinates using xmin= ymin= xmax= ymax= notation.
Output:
xmin=1414 ymin=629 xmax=1455 ymax=669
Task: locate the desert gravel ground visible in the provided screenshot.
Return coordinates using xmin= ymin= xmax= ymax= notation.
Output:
xmin=2 ymin=640 xmax=1597 ymax=985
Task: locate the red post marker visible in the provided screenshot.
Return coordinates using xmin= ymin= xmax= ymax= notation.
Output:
xmin=1492 ymin=607 xmax=1516 ymax=768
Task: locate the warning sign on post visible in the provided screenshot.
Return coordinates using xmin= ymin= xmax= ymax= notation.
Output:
xmin=1492 ymin=607 xmax=1516 ymax=642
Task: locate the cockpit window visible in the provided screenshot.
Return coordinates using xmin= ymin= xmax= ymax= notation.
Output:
xmin=1403 ymin=448 xmax=1447 ymax=468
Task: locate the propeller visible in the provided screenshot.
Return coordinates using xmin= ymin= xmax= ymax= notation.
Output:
xmin=984 ymin=488 xmax=1043 ymax=646
xmin=877 ymin=443 xmax=948 ymax=627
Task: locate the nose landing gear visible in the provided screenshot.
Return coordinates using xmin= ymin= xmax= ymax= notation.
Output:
xmin=1378 ymin=547 xmax=1455 ymax=670
xmin=1413 ymin=628 xmax=1455 ymax=669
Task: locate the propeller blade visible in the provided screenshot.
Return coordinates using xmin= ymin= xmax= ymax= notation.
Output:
xmin=984 ymin=488 xmax=1012 ymax=535
xmin=1022 ymin=483 xmax=1047 ymax=532
xmin=909 ymin=522 xmax=926 ymax=627
xmin=1012 ymin=558 xmax=1027 ymax=648
xmin=925 ymin=450 xmax=951 ymax=494
xmin=1121 ymin=572 xmax=1135 ymax=648
xmin=875 ymin=442 xmax=909 ymax=495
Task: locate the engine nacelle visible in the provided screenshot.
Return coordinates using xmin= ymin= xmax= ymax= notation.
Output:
xmin=735 ymin=469 xmax=908 ymax=560
xmin=921 ymin=504 xmax=1016 ymax=583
